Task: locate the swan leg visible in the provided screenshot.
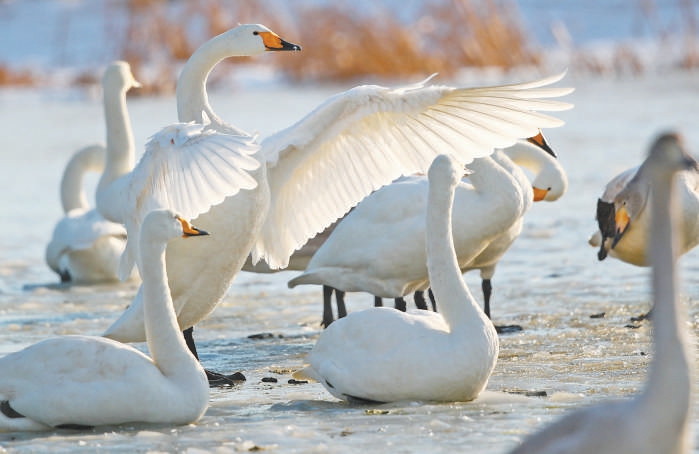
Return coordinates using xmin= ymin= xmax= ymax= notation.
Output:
xmin=413 ymin=291 xmax=428 ymax=310
xmin=427 ymin=288 xmax=437 ymax=312
xmin=482 ymin=279 xmax=493 ymax=318
xmin=394 ymin=297 xmax=407 ymax=312
xmin=336 ymin=289 xmax=347 ymax=319
xmin=374 ymin=296 xmax=383 ymax=307
xmin=182 ymin=326 xmax=247 ymax=387
xmin=321 ymin=286 xmax=335 ymax=328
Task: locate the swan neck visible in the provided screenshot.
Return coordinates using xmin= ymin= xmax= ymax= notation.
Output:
xmin=502 ymin=144 xmax=545 ymax=174
xmin=642 ymin=170 xmax=692 ymax=421
xmin=426 ymin=173 xmax=486 ymax=331
xmin=139 ymin=237 xmax=197 ymax=376
xmin=176 ymin=34 xmax=235 ymax=129
xmin=97 ymin=83 xmax=135 ymax=196
xmin=60 ymin=145 xmax=105 ymax=212
xmin=462 ymin=156 xmax=525 ymax=229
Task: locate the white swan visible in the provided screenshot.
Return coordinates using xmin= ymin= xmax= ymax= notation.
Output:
xmin=508 ymin=133 xmax=694 ymax=454
xmin=293 ymin=154 xmax=499 ymax=402
xmin=287 ymin=137 xmax=568 ymax=327
xmin=97 ymin=24 xmax=573 ymax=359
xmin=588 ymin=153 xmax=699 ymax=266
xmin=0 ymin=209 xmax=209 ymax=431
xmin=45 ymin=61 xmax=140 ymax=284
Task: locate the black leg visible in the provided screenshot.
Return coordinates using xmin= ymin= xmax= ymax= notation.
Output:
xmin=427 ymin=288 xmax=437 ymax=312
xmin=321 ymin=285 xmax=335 ymax=328
xmin=336 ymin=289 xmax=348 ymax=319
xmin=183 ymin=326 xmax=199 ymax=360
xmin=374 ymin=296 xmax=383 ymax=307
xmin=394 ymin=297 xmax=407 ymax=312
xmin=182 ymin=326 xmax=246 ymax=387
xmin=413 ymin=291 xmax=428 ymax=310
xmin=482 ymin=278 xmax=493 ymax=319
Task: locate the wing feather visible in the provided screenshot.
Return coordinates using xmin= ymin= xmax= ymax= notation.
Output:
xmin=116 ymin=122 xmax=261 ymax=280
xmin=255 ymin=72 xmax=574 ymax=268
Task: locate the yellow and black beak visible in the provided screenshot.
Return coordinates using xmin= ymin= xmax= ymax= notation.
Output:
xmin=526 ymin=130 xmax=557 ymax=158
xmin=611 ymin=205 xmax=630 ymax=248
xmin=176 ymin=216 xmax=209 ymax=238
xmin=258 ymin=31 xmax=301 ymax=52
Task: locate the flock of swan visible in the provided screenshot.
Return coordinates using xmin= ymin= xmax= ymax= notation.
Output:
xmin=1 ymin=22 xmax=695 ymax=453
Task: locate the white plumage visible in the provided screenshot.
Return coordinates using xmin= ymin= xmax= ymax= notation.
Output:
xmin=45 ymin=61 xmax=140 ymax=284
xmin=293 ymin=154 xmax=499 ymax=403
xmin=0 ymin=209 xmax=209 ymax=431
xmin=98 ymin=24 xmax=573 ymax=346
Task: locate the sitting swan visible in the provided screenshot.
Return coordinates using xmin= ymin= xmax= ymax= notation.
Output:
xmin=97 ymin=24 xmax=573 ymax=371
xmin=0 ymin=208 xmax=209 ymax=431
xmin=45 ymin=61 xmax=140 ymax=284
xmin=293 ymin=154 xmax=499 ymax=402
xmin=288 ymin=136 xmax=568 ymax=328
xmin=588 ymin=148 xmax=699 ymax=266
xmin=509 ymin=133 xmax=694 ymax=454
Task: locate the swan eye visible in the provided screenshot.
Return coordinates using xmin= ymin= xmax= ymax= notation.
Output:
xmin=253 ymin=31 xmax=259 ymax=36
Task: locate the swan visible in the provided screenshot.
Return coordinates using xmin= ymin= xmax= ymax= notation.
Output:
xmin=508 ymin=133 xmax=694 ymax=454
xmin=588 ymin=153 xmax=699 ymax=266
xmin=45 ymin=61 xmax=140 ymax=284
xmin=97 ymin=24 xmax=573 ymax=372
xmin=293 ymin=154 xmax=499 ymax=402
xmin=0 ymin=209 xmax=209 ymax=431
xmin=287 ymin=136 xmax=568 ymax=329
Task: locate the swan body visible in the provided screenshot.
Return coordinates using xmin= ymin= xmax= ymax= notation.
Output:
xmin=0 ymin=210 xmax=209 ymax=431
xmin=288 ymin=140 xmax=567 ymax=307
xmin=293 ymin=154 xmax=499 ymax=403
xmin=45 ymin=62 xmax=140 ymax=283
xmin=588 ymin=155 xmax=699 ymax=266
xmin=99 ymin=23 xmax=573 ymax=343
xmin=509 ymin=133 xmax=694 ymax=454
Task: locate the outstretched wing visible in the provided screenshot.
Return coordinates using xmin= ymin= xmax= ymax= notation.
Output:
xmin=255 ymin=72 xmax=574 ymax=269
xmin=114 ymin=122 xmax=261 ymax=280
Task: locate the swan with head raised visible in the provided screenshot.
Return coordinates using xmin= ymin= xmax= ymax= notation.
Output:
xmin=293 ymin=154 xmax=498 ymax=402
xmin=508 ymin=133 xmax=694 ymax=454
xmin=0 ymin=209 xmax=209 ymax=431
xmin=45 ymin=61 xmax=140 ymax=284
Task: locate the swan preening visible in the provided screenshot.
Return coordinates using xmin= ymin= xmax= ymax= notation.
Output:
xmin=96 ymin=23 xmax=574 ymax=376
xmin=45 ymin=61 xmax=140 ymax=284
xmin=287 ymin=135 xmax=568 ymax=328
xmin=509 ymin=133 xmax=694 ymax=454
xmin=588 ymin=146 xmax=699 ymax=266
xmin=1 ymin=209 xmax=209 ymax=431
xmin=293 ymin=154 xmax=499 ymax=403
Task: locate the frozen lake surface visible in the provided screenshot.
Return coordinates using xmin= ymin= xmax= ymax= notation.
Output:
xmin=1 ymin=70 xmax=699 ymax=452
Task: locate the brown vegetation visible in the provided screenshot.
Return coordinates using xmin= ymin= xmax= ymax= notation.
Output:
xmin=0 ymin=0 xmax=697 ymax=89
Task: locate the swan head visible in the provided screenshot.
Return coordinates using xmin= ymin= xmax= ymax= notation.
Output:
xmin=532 ymin=161 xmax=568 ymax=202
xmin=612 ymin=133 xmax=695 ymax=247
xmin=428 ymin=154 xmax=463 ymax=189
xmin=219 ymin=24 xmax=301 ymax=56
xmin=103 ymin=60 xmax=141 ymax=93
xmin=140 ymin=209 xmax=209 ymax=248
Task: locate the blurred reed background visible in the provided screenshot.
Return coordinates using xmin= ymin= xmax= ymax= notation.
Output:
xmin=0 ymin=0 xmax=697 ymax=93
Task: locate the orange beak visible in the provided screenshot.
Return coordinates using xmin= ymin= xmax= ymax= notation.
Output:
xmin=259 ymin=31 xmax=301 ymax=51
xmin=611 ymin=206 xmax=630 ymax=248
xmin=532 ymin=186 xmax=549 ymax=202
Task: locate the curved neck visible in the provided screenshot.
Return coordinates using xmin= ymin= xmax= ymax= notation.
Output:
xmin=502 ymin=143 xmax=547 ymax=175
xmin=427 ymin=170 xmax=487 ymax=332
xmin=460 ymin=156 xmax=525 ymax=231
xmin=96 ymin=83 xmax=135 ymax=197
xmin=139 ymin=236 xmax=198 ymax=377
xmin=642 ymin=170 xmax=692 ymax=415
xmin=176 ymin=34 xmax=246 ymax=135
xmin=60 ymin=144 xmax=105 ymax=212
